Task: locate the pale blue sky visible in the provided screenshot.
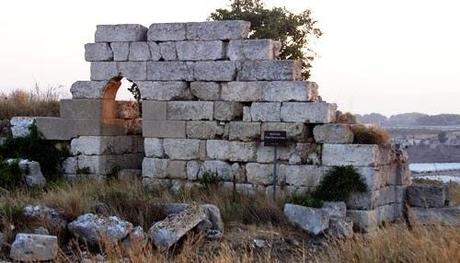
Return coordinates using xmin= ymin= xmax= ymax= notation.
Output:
xmin=1 ymin=0 xmax=459 ymax=115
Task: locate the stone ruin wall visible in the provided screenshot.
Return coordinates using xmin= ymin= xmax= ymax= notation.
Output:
xmin=33 ymin=21 xmax=411 ymax=232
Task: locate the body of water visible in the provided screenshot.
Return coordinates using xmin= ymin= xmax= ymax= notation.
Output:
xmin=409 ymin=163 xmax=460 ymax=173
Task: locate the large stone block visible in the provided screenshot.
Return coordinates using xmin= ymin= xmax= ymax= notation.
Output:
xmin=228 ymin=122 xmax=261 ymax=141
xmin=407 ymin=206 xmax=460 ymax=226
xmin=256 ymin=144 xmax=295 ymax=163
xmin=347 ymin=203 xmax=403 ymax=232
xmin=194 ymin=61 xmax=237 ymax=81
xmin=128 ymin=42 xmax=159 ymax=61
xmin=246 ymin=163 xmax=280 ymax=185
xmin=238 ymin=60 xmax=302 ymax=81
xmin=142 ymin=120 xmax=186 ymax=138
xmin=110 ymin=42 xmax=130 ymax=61
xmin=346 ymin=186 xmax=406 ymax=210
xmin=176 ymin=41 xmax=225 ymax=61
xmin=163 ymin=139 xmax=202 ymax=160
xmin=284 ymin=204 xmax=329 ymax=236
xmin=190 ymin=82 xmax=220 ymax=100
xmin=166 ymin=160 xmax=187 ymax=179
xmin=159 ymin=42 xmax=178 ymax=61
xmin=313 ymin=124 xmax=354 ymax=144
xmin=356 ymin=166 xmax=399 ymax=191
xmin=147 ymin=62 xmax=194 ymax=81
xmin=138 ymin=81 xmax=191 ymax=101
xmin=142 ymin=101 xmax=166 ymax=120
xmin=281 ymin=102 xmax=337 ymax=123
xmin=221 ymin=82 xmax=263 ymax=102
xmin=144 ymin=138 xmax=164 ymax=158
xmin=117 ymin=62 xmax=147 ymax=80
xmin=288 ymin=143 xmax=322 ymax=165
xmin=167 ymin=101 xmax=214 ymax=121
xmin=10 ymin=234 xmax=58 ymax=262
xmin=186 ymin=121 xmax=225 ymax=139
xmin=60 ymin=99 xmax=109 ymax=120
xmin=85 ymin=43 xmax=113 ymax=62
xmin=186 ymin=21 xmax=250 ymax=40
xmin=90 ymin=62 xmax=118 ymax=81
xmin=70 ymin=81 xmax=108 ymax=99
xmin=207 ymin=140 xmax=257 ymax=162
xmin=262 ymin=81 xmax=319 ymax=102
xmin=227 ymin=39 xmax=280 ymax=60
xmin=148 ymin=23 xmax=186 ymax=41
xmin=407 ymin=184 xmax=448 ymax=208
xmin=214 ymin=101 xmax=244 ymax=121
xmin=187 ymin=160 xmax=239 ymax=181
xmin=281 ymin=165 xmax=325 ymax=187
xmin=261 ymin=122 xmax=311 ymax=142
xmin=95 ymin=24 xmax=147 ymax=42
xmin=77 ymin=154 xmax=142 ymax=175
xmin=322 ymin=144 xmax=391 ymax=167
xmin=142 ymin=158 xmax=168 ymax=178
xmin=71 ymin=136 xmax=139 ymax=155
xmin=250 ymin=102 xmax=281 ymax=121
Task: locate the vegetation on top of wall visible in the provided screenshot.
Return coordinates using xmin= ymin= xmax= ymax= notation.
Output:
xmin=351 ymin=124 xmax=391 ymax=145
xmin=210 ymin=0 xmax=322 ymax=79
xmin=0 ymin=123 xmax=68 ymax=183
xmin=313 ymin=166 xmax=367 ymax=202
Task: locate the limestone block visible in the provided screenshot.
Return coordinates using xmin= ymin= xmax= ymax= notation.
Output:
xmin=167 ymin=101 xmax=214 ymax=121
xmin=142 ymin=120 xmax=186 ymax=138
xmin=62 ymin=157 xmax=77 ymax=174
xmin=70 ymin=81 xmax=107 ymax=99
xmin=142 ymin=101 xmax=167 ymax=120
xmin=256 ymin=144 xmax=295 ymax=163
xmin=228 ymin=122 xmax=261 ymax=141
xmin=163 ymin=139 xmax=201 ymax=160
xmin=221 ymin=82 xmax=263 ymax=102
xmin=117 ymin=62 xmax=147 ymax=80
xmin=95 ymin=24 xmax=147 ymax=42
xmin=142 ymin=158 xmax=168 ymax=178
xmin=60 ymin=99 xmax=108 ymax=120
xmin=227 ymin=39 xmax=280 ymax=60
xmin=77 ymin=154 xmax=142 ymax=175
xmin=186 ymin=21 xmax=251 ymax=40
xmin=322 ymin=144 xmax=389 ymax=167
xmin=138 ymin=81 xmax=191 ymax=101
xmin=176 ymin=41 xmax=225 ymax=61
xmin=10 ymin=117 xmax=35 ymax=138
xmin=166 ymin=161 xmax=187 ymax=179
xmin=148 ymin=23 xmax=186 ymax=41
xmin=281 ymin=102 xmax=337 ymax=123
xmin=90 ymin=62 xmax=118 ymax=81
xmin=10 ymin=234 xmax=58 ymax=262
xmin=144 ymin=138 xmax=164 ymax=158
xmin=348 ymin=203 xmax=403 ymax=232
xmin=261 ymin=122 xmax=310 ymax=142
xmin=128 ymin=42 xmax=151 ymax=61
xmin=148 ymin=42 xmax=162 ymax=60
xmin=262 ymin=81 xmax=319 ymax=102
xmin=250 ymin=102 xmax=281 ymax=121
xmin=281 ymin=165 xmax=325 ymax=187
xmin=110 ymin=42 xmax=130 ymax=61
xmin=313 ymin=124 xmax=354 ymax=144
xmin=238 ymin=60 xmax=302 ymax=81
xmin=346 ymin=186 xmax=406 ymax=210
xmin=147 ymin=62 xmax=193 ymax=81
xmin=186 ymin=121 xmax=225 ymax=139
xmin=288 ymin=143 xmax=322 ymax=165
xmin=194 ymin=61 xmax=237 ymax=81
xmin=322 ymin=202 xmax=347 ymax=219
xmin=214 ymin=101 xmax=244 ymax=121
xmin=284 ymin=204 xmax=329 ymax=236
xmin=71 ymin=136 xmax=139 ymax=155
xmin=201 ymin=160 xmax=235 ymax=181
xmin=159 ymin=42 xmax=178 ymax=60
xmin=246 ymin=163 xmax=280 ymax=185
xmin=407 ymin=206 xmax=460 ymax=226
xmin=85 ymin=43 xmax=113 ymax=61
xmin=207 ymin=140 xmax=257 ymax=162
xmin=190 ymin=82 xmax=220 ymax=100
xmin=407 ymin=184 xmax=448 ymax=208
xmin=221 ymin=182 xmax=260 ymax=195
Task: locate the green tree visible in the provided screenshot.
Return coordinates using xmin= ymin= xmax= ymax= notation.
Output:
xmin=210 ymin=0 xmax=322 ymax=79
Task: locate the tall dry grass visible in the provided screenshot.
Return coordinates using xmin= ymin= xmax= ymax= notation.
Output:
xmin=0 ymin=84 xmax=61 ymax=120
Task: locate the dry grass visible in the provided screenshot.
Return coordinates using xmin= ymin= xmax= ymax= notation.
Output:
xmin=351 ymin=124 xmax=391 ymax=145
xmin=0 ymin=85 xmax=60 ymax=120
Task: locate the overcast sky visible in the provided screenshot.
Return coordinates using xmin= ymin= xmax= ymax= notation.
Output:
xmin=1 ymin=0 xmax=459 ymax=116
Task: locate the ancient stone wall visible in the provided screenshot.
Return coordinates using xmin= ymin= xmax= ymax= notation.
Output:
xmin=34 ymin=21 xmax=411 ymax=232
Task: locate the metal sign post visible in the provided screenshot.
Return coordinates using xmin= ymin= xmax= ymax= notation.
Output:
xmin=263 ymin=131 xmax=287 ymax=201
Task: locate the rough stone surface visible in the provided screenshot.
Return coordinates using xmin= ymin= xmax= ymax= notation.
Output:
xmin=281 ymin=165 xmax=324 ymax=187
xmin=190 ymin=82 xmax=220 ymax=100
xmin=186 ymin=21 xmax=251 ymax=40
xmin=263 ymin=81 xmax=319 ymax=102
xmin=10 ymin=117 xmax=35 ymax=138
xmin=163 ymin=139 xmax=201 ymax=160
xmin=281 ymin=102 xmax=337 ymax=123
xmin=117 ymin=61 xmax=147 ymax=80
xmin=159 ymin=42 xmax=178 ymax=60
xmin=322 ymin=202 xmax=347 ymax=219
xmin=256 ymin=144 xmax=295 ymax=163
xmin=408 ymin=206 xmax=460 ymax=226
xmin=167 ymin=101 xmax=214 ymax=120
xmin=110 ymin=42 xmax=130 ymax=61
xmin=313 ymin=124 xmax=354 ymax=144
xmin=207 ymin=140 xmax=256 ymax=162
xmin=10 ymin=234 xmax=58 ymax=262
xmin=407 ymin=184 xmax=448 ymax=208
xmin=238 ymin=60 xmax=302 ymax=81
xmin=148 ymin=42 xmax=162 ymax=61
xmin=95 ymin=24 xmax=147 ymax=42
xmin=148 ymin=23 xmax=186 ymax=41
xmin=71 ymin=136 xmax=140 ymax=155
xmin=147 ymin=62 xmax=194 ymax=81
xmin=346 ymin=186 xmax=405 ymax=210
xmin=250 ymin=102 xmax=281 ymax=122
xmin=284 ymin=204 xmax=329 ymax=235
xmin=143 ymin=120 xmax=186 ymax=138
xmin=194 ymin=61 xmax=237 ymax=81
xmin=12 ymin=159 xmax=47 ymax=187
xmin=322 ymin=144 xmax=388 ymax=167
xmin=176 ymin=41 xmax=225 ymax=61
xmin=138 ymin=81 xmax=191 ymax=100
xmin=85 ymin=43 xmax=113 ymax=61
xmin=142 ymin=158 xmax=168 ymax=178
xmin=347 ymin=204 xmax=403 ymax=232
xmin=70 ymin=81 xmax=107 ymax=99
xmin=142 ymin=101 xmax=167 ymax=120
xmin=23 ymin=205 xmax=67 ymax=233
xmin=214 ymin=101 xmax=244 ymax=121
xmin=128 ymin=42 xmax=151 ymax=61
xmin=327 ymin=218 xmax=354 ymax=238
xmin=144 ymin=138 xmax=164 ymax=158
xmin=246 ymin=163 xmax=277 ymax=185
xmin=222 ymin=82 xmax=263 ymax=102
xmin=228 ymin=122 xmax=261 ymax=141
xmin=90 ymin=62 xmax=118 ymax=81
xmin=186 ymin=121 xmax=225 ymax=139
xmin=148 ymin=205 xmax=207 ymax=250
xmin=227 ymin=39 xmax=280 ymax=60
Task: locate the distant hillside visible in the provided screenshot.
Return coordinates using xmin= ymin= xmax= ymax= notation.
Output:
xmin=356 ymin=113 xmax=460 ymax=127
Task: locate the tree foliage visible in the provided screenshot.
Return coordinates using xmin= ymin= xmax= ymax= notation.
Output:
xmin=210 ymin=0 xmax=322 ymax=79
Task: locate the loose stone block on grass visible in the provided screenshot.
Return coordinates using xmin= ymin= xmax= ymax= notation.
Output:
xmin=406 ymin=184 xmax=449 ymax=208
xmin=10 ymin=234 xmax=58 ymax=262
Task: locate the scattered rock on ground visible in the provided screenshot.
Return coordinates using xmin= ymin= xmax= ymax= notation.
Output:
xmin=284 ymin=204 xmax=329 ymax=236
xmin=327 ymin=218 xmax=354 ymax=238
xmin=9 ymin=233 xmax=58 ymax=262
xmin=7 ymin=159 xmax=47 ymax=188
xmin=23 ymin=205 xmax=67 ymax=233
